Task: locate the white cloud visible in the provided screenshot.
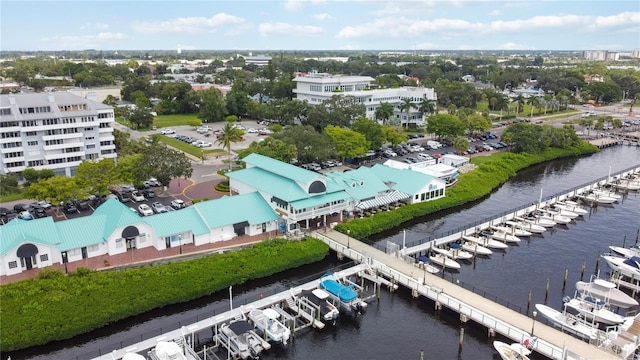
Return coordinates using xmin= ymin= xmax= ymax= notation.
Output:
xmin=284 ymin=0 xmax=304 ymax=11
xmin=593 ymin=11 xmax=640 ymax=27
xmin=131 ymin=13 xmax=246 ymax=35
xmin=312 ymin=13 xmax=336 ymax=21
xmin=259 ymin=22 xmax=324 ymax=36
xmin=488 ymin=9 xmax=502 ymax=16
xmin=79 ymin=22 xmax=109 ymax=31
xmin=39 ymin=32 xmax=127 ymax=50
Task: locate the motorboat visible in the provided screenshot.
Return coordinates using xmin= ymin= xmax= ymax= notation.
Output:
xmin=563 ymin=295 xmax=626 ymax=325
xmin=318 ymin=274 xmax=367 ymax=314
xmin=532 ymin=209 xmax=571 ymax=225
xmin=592 ymin=189 xmax=622 ymax=200
xmin=554 ymin=201 xmax=589 ymax=216
xmin=491 ymin=223 xmax=532 ymax=237
xmin=299 ymin=288 xmax=340 ymax=323
xmin=148 ymin=340 xmax=190 ymax=360
xmin=576 ymin=192 xmax=617 ymax=205
xmin=602 ymin=255 xmax=640 ymax=279
xmin=431 ymin=243 xmax=474 ymax=260
xmin=122 ymin=354 xmax=146 ymax=360
xmin=545 ymin=205 xmax=580 ymax=219
xmin=219 ymin=319 xmax=269 ymax=359
xmin=248 ymin=308 xmax=291 ymax=345
xmin=614 ymin=179 xmax=640 ymax=191
xmin=516 ymin=215 xmax=556 ymax=228
xmin=609 ymin=244 xmax=640 ymax=259
xmin=460 ymin=240 xmax=492 ymax=256
xmin=428 ymin=253 xmax=461 ymax=270
xmin=575 ymin=278 xmax=639 ymax=309
xmin=493 ymin=341 xmax=531 ymax=360
xmin=534 ymin=304 xmax=599 ymax=340
xmin=483 ymin=229 xmax=521 ymax=244
xmin=463 ymin=235 xmax=508 ymax=250
xmin=505 ymin=220 xmax=546 ymax=234
xmin=416 ymin=256 xmax=441 ymax=274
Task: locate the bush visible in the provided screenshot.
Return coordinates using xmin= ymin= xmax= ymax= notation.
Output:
xmin=0 ymin=237 xmax=329 ymax=351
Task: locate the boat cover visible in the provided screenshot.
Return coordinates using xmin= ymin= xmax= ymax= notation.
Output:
xmin=228 ymin=320 xmax=254 ymax=335
xmin=417 ymin=256 xmax=429 ymax=263
xmin=320 ymin=278 xmax=357 ymax=303
xmin=623 ymin=256 xmax=640 ymax=269
xmin=449 ymin=243 xmax=461 ymax=249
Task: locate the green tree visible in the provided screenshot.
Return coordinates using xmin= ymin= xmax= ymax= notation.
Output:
xmin=0 ymin=173 xmax=20 ymax=196
xmin=500 ymin=122 xmax=549 ymax=153
xmin=324 ymin=126 xmax=369 ymax=161
xmin=75 ymin=158 xmax=118 ymax=196
xmin=139 ymin=144 xmax=193 ymax=187
xmin=351 ymin=118 xmax=384 ymax=150
xmin=238 ymin=137 xmax=297 ymax=163
xmin=418 ymin=96 xmax=437 ymax=117
xmin=23 ymin=176 xmax=82 ymax=214
xmin=399 ymin=98 xmax=415 ymax=129
xmin=197 ymin=87 xmax=227 ymax=123
xmin=128 ymin=107 xmax=154 ymax=129
xmin=381 ymin=126 xmax=407 ymax=148
xmin=303 ymin=95 xmax=365 ymax=132
xmin=454 ymin=136 xmax=470 ymax=155
xmin=374 ymin=102 xmax=394 ymax=125
xmin=464 ymin=114 xmax=492 ymax=137
xmin=225 ymin=78 xmax=250 ymax=117
xmin=272 ymin=125 xmax=334 ymax=163
xmin=425 ymin=114 xmax=466 ymax=140
xmin=216 ymin=120 xmax=245 ymax=172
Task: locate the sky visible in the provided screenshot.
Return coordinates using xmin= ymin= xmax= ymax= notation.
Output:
xmin=1 ymin=0 xmax=639 ymax=52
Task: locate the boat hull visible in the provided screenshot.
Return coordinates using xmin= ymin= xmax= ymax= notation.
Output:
xmin=575 ymin=280 xmax=639 ymax=309
xmin=534 ymin=304 xmax=598 ymax=340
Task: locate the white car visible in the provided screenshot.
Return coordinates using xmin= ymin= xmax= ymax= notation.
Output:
xmin=151 ymin=202 xmax=168 ymax=214
xmin=138 ymin=204 xmax=153 ymax=216
xmin=247 ymin=128 xmax=259 ymax=133
xmin=170 ymin=199 xmax=186 ymax=209
xmin=131 ymin=191 xmax=145 ymax=202
xmin=161 ymin=128 xmax=176 ymax=135
xmin=197 ymin=141 xmax=212 ymax=148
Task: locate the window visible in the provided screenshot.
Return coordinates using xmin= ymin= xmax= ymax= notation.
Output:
xmin=25 ymin=131 xmax=37 ymax=136
xmin=40 ymin=254 xmax=49 ymax=262
xmin=86 ymin=144 xmax=96 ymax=149
xmin=8 ymin=261 xmax=17 ymax=269
xmin=88 ymin=244 xmax=99 ymax=252
xmin=1 ymin=131 xmax=19 ymax=138
xmin=27 ymin=141 xmax=38 ymax=146
xmin=0 ymin=108 xmax=11 ymax=115
xmin=21 ymin=120 xmax=38 ymax=127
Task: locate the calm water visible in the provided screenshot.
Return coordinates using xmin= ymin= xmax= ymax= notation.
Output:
xmin=8 ymin=146 xmax=640 ymax=360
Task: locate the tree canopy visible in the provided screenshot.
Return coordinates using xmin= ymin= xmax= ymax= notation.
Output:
xmin=426 ymin=113 xmax=466 ymax=140
xmin=350 ymin=118 xmax=384 ymax=150
xmin=324 ymin=126 xmax=369 ymax=161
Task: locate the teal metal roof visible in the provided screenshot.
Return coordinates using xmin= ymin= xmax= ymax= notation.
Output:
xmin=1 ymin=217 xmax=61 ymax=255
xmin=194 ymin=192 xmax=279 ymax=227
xmin=290 ymin=191 xmax=353 ymax=210
xmin=92 ymin=198 xmax=144 ymax=239
xmin=370 ymin=164 xmax=439 ymax=195
xmin=56 ymin=216 xmax=107 ymax=251
xmin=143 ymin=207 xmax=210 ymax=237
xmin=228 ymin=167 xmax=310 ymax=202
xmin=326 ymin=167 xmax=390 ymax=201
xmin=242 ymin=153 xmax=320 ymax=184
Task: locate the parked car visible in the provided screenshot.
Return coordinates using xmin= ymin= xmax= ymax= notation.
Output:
xmin=151 ymin=202 xmax=168 ymax=214
xmin=138 ymin=204 xmax=153 ymax=216
xmin=131 ymin=191 xmax=145 ymax=202
xmin=161 ymin=128 xmax=176 ymax=135
xmin=170 ymin=199 xmax=186 ymax=210
xmin=33 ymin=200 xmax=52 ymax=209
xmin=74 ymin=199 xmax=91 ymax=211
xmin=64 ymin=201 xmax=78 ymax=213
xmin=18 ymin=211 xmax=33 ymax=220
xmin=142 ymin=189 xmax=156 ymax=199
xmin=145 ymin=178 xmax=162 ymax=187
xmin=31 ymin=206 xmax=48 ymax=218
xmin=13 ymin=203 xmax=28 ymax=212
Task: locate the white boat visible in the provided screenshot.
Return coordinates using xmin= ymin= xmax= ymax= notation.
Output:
xmin=491 ymin=224 xmax=532 ymax=237
xmin=602 ymin=255 xmax=640 ymax=278
xmin=534 ymin=304 xmax=599 ymax=340
xmin=248 ymin=308 xmax=291 ymax=345
xmin=416 ymin=256 xmax=441 ymax=274
xmin=554 ymin=201 xmax=589 ymax=216
xmin=484 ymin=229 xmax=521 ymax=244
xmin=533 ymin=209 xmax=571 ymax=224
xmin=592 ymin=189 xmax=622 ymax=200
xmin=609 ymin=244 xmax=640 ymax=259
xmin=545 ymin=206 xmax=580 ymax=219
xmin=463 ymin=235 xmax=509 ymax=250
xmin=460 ymin=240 xmax=492 ymax=256
xmin=563 ymin=295 xmax=626 ymax=325
xmin=505 ymin=220 xmax=546 ymax=234
xmin=576 ymin=278 xmax=639 ymax=309
xmin=219 ymin=319 xmax=269 ymax=359
xmin=431 ymin=243 xmax=474 ymax=260
xmin=493 ymin=341 xmax=531 ymax=360
xmin=517 ymin=215 xmax=556 ymax=228
xmin=429 ymin=253 xmax=461 ymax=270
xmin=148 ymin=340 xmax=191 ymax=360
xmin=577 ymin=192 xmax=617 ymax=204
xmin=615 ymin=179 xmax=640 ymax=191
xmin=300 ymin=288 xmax=340 ymax=322
xmin=122 ymin=354 xmax=146 ymax=360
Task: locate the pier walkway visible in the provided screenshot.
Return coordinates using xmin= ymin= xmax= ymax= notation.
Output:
xmin=315 ymin=229 xmax=611 ymax=360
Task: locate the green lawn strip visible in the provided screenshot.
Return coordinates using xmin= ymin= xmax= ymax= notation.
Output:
xmin=0 ymin=237 xmax=329 ymax=352
xmin=153 ymin=114 xmax=201 ymax=128
xmin=156 ymin=135 xmax=217 ymax=158
xmin=0 ymin=193 xmax=25 ymax=203
xmin=336 ymin=142 xmax=599 ymax=239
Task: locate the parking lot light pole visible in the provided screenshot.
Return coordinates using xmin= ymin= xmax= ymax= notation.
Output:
xmin=347 ymin=229 xmax=350 ymax=249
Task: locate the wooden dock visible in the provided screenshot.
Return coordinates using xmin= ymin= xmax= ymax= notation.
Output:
xmin=316 ymin=230 xmax=622 ymax=360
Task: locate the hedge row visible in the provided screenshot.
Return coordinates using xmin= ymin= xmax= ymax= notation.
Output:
xmin=0 ymin=237 xmax=329 ymax=352
xmin=336 ymin=143 xmax=598 ymax=239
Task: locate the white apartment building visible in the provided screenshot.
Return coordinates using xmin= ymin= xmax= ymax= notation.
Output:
xmin=293 ymin=72 xmax=437 ymax=127
xmin=0 ymin=92 xmax=116 ymax=177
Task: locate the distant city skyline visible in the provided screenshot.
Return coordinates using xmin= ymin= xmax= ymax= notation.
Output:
xmin=1 ymin=1 xmax=639 ymax=52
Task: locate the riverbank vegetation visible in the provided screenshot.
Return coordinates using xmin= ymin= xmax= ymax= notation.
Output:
xmin=335 ymin=141 xmax=598 ymax=239
xmin=0 ymin=237 xmax=329 ymax=352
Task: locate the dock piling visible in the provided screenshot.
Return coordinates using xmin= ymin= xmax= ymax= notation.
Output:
xmin=527 ymin=291 xmax=531 ymax=313
xmin=581 ymin=260 xmax=586 ymax=281
xmin=595 ymin=251 xmax=601 ymax=273
xmin=563 ymin=268 xmax=569 ymax=290
xmin=545 ymin=278 xmax=549 ymax=302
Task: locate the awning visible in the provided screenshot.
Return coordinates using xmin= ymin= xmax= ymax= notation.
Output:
xmin=451 ymin=172 xmax=459 ymax=179
xmin=233 ymin=221 xmax=250 ymax=230
xmin=356 ymin=190 xmax=410 ymax=210
xmin=17 ymin=243 xmax=38 ymax=257
xmin=122 ymin=226 xmax=140 ymax=238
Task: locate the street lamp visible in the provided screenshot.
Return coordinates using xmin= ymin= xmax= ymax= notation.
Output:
xmin=531 ymin=310 xmax=537 ymax=335
xmin=419 ymin=261 xmax=426 ymax=285
xmin=347 ymin=229 xmax=350 ymax=249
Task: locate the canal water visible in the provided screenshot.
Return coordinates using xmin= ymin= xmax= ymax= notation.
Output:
xmin=8 ymin=145 xmax=640 ymax=360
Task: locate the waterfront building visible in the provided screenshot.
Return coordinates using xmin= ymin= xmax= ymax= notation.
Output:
xmin=293 ymin=72 xmax=437 ymax=127
xmin=0 ymin=92 xmax=116 ymax=177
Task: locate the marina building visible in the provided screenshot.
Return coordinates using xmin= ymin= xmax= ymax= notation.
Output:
xmin=293 ymin=72 xmax=437 ymax=127
xmin=0 ymin=92 xmax=116 ymax=177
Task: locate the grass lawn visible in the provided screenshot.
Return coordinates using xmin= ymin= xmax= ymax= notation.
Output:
xmin=153 ymin=114 xmax=202 ymax=128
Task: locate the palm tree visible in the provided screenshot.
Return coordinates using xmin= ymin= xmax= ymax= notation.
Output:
xmin=515 ymin=95 xmax=526 ymax=115
xmin=399 ymin=98 xmax=415 ymax=129
xmin=418 ymin=96 xmax=437 ymax=117
xmin=215 ymin=120 xmax=245 ymax=173
xmin=375 ymin=102 xmax=394 ymax=125
xmin=527 ymin=97 xmax=540 ymax=117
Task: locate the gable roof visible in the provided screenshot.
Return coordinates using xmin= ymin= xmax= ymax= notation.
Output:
xmin=228 ymin=167 xmax=310 ymax=202
xmin=91 ymin=198 xmax=144 ymax=239
xmin=0 ymin=216 xmax=61 ymax=254
xmin=143 ymin=207 xmax=210 ymax=237
xmin=193 ymin=192 xmax=279 ymax=228
xmin=326 ymin=167 xmax=390 ymax=201
xmin=370 ymin=164 xmax=442 ymax=195
xmin=242 ymin=153 xmax=321 ymax=184
xmin=56 ymin=215 xmax=108 ymax=251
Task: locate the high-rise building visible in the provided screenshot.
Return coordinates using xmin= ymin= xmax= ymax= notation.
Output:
xmin=0 ymin=92 xmax=116 ymax=177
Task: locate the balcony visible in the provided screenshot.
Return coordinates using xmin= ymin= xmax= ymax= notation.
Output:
xmin=42 ymin=133 xmax=83 ymax=141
